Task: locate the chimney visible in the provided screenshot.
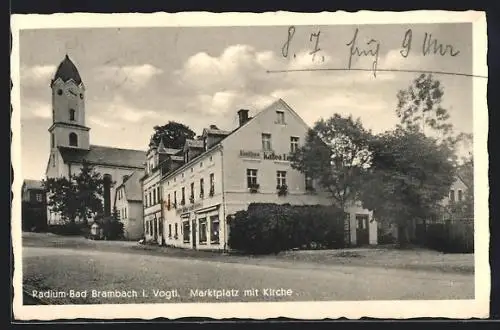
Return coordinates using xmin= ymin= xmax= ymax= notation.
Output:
xmin=237 ymin=109 xmax=250 ymax=127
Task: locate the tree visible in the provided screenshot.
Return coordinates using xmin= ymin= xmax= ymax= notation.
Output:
xmin=396 ymin=73 xmax=453 ymax=138
xmin=149 ymin=121 xmax=196 ymax=149
xmin=290 ymin=114 xmax=373 ymax=211
xmin=43 ymin=161 xmax=105 ymax=225
xmin=360 ymin=128 xmax=456 ymax=247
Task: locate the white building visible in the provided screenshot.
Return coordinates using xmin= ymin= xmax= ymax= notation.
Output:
xmin=114 ymin=170 xmax=145 ymax=240
xmin=159 ymin=99 xmax=376 ymax=251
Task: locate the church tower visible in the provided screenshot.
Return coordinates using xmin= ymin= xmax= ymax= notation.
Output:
xmin=48 ymin=55 xmax=90 ymax=151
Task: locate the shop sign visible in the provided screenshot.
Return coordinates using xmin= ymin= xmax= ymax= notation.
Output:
xmin=239 ymin=150 xmax=291 ymax=161
xmin=176 ymin=201 xmax=203 ymax=215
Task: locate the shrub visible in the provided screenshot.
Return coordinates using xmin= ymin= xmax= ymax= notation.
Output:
xmin=94 ymin=215 xmax=124 ymax=240
xmin=48 ymin=222 xmax=84 ymax=236
xmin=228 ymin=203 xmax=345 ymax=254
xmin=423 ymin=221 xmax=474 ymax=253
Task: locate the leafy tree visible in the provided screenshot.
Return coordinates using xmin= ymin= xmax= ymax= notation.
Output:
xmin=149 ymin=121 xmax=196 ymax=149
xmin=290 ymin=114 xmax=373 ymax=211
xmin=360 ymin=128 xmax=456 ymax=247
xmin=396 ymin=73 xmax=453 ymax=138
xmin=43 ymin=161 xmax=105 ymax=225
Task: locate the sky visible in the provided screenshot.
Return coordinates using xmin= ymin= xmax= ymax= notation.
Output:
xmin=18 ymin=23 xmax=473 ymax=180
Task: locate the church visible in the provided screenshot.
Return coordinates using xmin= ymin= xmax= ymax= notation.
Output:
xmin=45 ymin=55 xmax=146 ymax=224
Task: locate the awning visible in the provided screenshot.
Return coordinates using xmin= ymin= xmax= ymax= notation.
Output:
xmin=195 ymin=204 xmax=220 ymax=214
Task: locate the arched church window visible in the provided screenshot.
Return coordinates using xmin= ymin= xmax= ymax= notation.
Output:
xmin=69 ymin=133 xmax=78 ymax=147
xmin=69 ymin=109 xmax=76 ymax=121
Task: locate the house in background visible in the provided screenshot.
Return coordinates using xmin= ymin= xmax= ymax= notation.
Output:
xmin=114 ymin=170 xmax=145 ymax=240
xmin=22 ymin=179 xmax=47 ymax=231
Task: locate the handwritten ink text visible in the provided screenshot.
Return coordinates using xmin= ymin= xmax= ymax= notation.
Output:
xmin=346 ymin=28 xmax=380 ymax=77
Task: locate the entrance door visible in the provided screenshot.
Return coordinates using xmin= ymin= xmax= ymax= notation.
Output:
xmin=192 ymin=220 xmax=197 ymax=249
xmin=356 ymin=214 xmax=369 ymax=246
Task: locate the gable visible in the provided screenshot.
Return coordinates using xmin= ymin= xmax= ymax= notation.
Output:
xmin=220 ymin=98 xmax=311 ymax=151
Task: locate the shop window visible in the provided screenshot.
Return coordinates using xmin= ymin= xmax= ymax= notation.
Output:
xmin=183 ymin=221 xmax=190 ymax=243
xmin=199 ymin=218 xmax=207 ymax=244
xmin=261 ymin=133 xmax=272 ymax=151
xmin=210 ymin=215 xmax=220 ymax=244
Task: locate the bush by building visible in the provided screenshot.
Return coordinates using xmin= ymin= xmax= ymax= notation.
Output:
xmin=92 ymin=214 xmax=124 ymax=240
xmin=228 ymin=203 xmax=345 ymax=254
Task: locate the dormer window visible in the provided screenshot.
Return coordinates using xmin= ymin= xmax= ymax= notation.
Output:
xmin=57 ymin=89 xmax=63 ymax=95
xmin=69 ymin=109 xmax=76 ymax=121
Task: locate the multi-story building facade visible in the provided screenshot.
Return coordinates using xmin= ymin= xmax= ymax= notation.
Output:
xmin=21 ymin=179 xmax=47 ymax=231
xmin=141 ymin=140 xmax=181 ymax=244
xmin=159 ymin=99 xmax=376 ymax=251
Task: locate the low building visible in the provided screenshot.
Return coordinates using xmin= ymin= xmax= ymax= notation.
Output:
xmin=114 ymin=171 xmax=145 ymax=240
xmin=159 ymin=99 xmax=375 ymax=251
xmin=22 ymin=179 xmax=47 ymax=231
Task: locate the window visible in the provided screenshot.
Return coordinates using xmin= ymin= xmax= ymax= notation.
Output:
xmin=174 ymin=223 xmax=178 ymax=238
xmin=290 ymin=136 xmax=299 ymax=153
xmin=69 ymin=109 xmax=76 ymax=121
xmin=200 ymin=162 xmax=203 ymax=167
xmin=157 ymin=186 xmax=161 ymax=201
xmin=183 ymin=221 xmax=190 ymax=242
xmin=36 ymin=193 xmax=43 ymax=202
xmin=305 ymin=175 xmax=314 ymax=191
xmin=210 ymin=215 xmax=220 ymax=244
xmin=167 ymin=193 xmax=171 ymax=210
xmin=209 ymin=173 xmax=215 ymax=196
xmin=210 ymin=156 xmax=213 ymax=162
xmin=52 ymin=154 xmax=55 ymax=167
xmin=153 ymin=189 xmax=157 ymax=204
xmin=174 ymin=191 xmax=177 ymax=207
xmin=181 ymin=187 xmax=186 ymax=205
xmin=276 ymin=110 xmax=285 ymax=124
xmin=449 ymin=189 xmax=455 ymax=202
xmin=458 ymin=189 xmax=463 ymax=202
xmin=149 ymin=191 xmax=152 ymax=206
xmin=199 ymin=218 xmax=207 ymax=244
xmin=145 ymin=221 xmax=149 ymax=235
xmin=247 ymin=169 xmax=258 ymax=188
xmin=69 ymin=133 xmax=78 ymax=147
xmin=124 ymin=208 xmax=127 ymax=219
xmin=144 ymin=193 xmax=147 ymax=206
xmin=190 ymin=182 xmax=195 ymax=203
xmin=277 ymin=171 xmax=287 ymax=187
xmin=200 ymin=178 xmax=205 ymax=199
xmin=262 ymin=133 xmax=272 ymax=151
xmin=51 ymin=133 xmax=54 ymax=148
xmin=168 ymin=224 xmax=172 ymax=238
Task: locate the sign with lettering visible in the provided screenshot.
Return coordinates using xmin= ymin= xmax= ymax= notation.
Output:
xmin=239 ymin=150 xmax=291 ymax=161
xmin=176 ymin=201 xmax=203 ymax=215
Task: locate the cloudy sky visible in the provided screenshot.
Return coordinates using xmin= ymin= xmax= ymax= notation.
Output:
xmin=19 ymin=23 xmax=473 ymax=180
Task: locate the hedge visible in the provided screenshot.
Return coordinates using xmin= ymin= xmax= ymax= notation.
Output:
xmin=228 ymin=203 xmax=345 ymax=254
xmin=423 ymin=221 xmax=474 ymax=253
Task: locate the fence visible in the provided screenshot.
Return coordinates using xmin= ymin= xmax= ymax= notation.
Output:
xmin=415 ymin=218 xmax=474 ymax=253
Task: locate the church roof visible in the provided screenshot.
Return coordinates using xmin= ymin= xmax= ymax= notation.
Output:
xmin=52 ymin=55 xmax=83 ymax=86
xmin=58 ymin=145 xmax=146 ymax=169
xmin=118 ymin=170 xmax=144 ymax=202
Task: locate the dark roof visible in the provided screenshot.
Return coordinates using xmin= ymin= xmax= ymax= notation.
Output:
xmin=119 ymin=171 xmax=144 ymax=202
xmin=202 ymin=127 xmax=231 ymax=136
xmin=51 ymin=55 xmax=83 ymax=86
xmin=58 ymin=145 xmax=146 ymax=169
xmin=23 ymin=179 xmax=44 ymax=191
xmin=184 ymin=139 xmax=204 ymax=149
